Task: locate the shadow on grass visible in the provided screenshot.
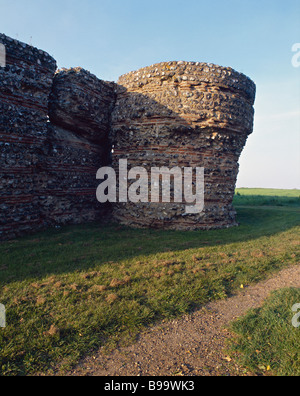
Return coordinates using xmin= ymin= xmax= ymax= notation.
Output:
xmin=0 ymin=203 xmax=299 ymax=285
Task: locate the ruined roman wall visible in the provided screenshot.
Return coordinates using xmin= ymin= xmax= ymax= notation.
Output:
xmin=0 ymin=34 xmax=115 ymax=239
xmin=0 ymin=34 xmax=57 ymax=238
xmin=46 ymin=68 xmax=115 ymax=226
xmin=111 ymin=61 xmax=256 ymax=230
xmin=0 ymin=33 xmax=256 ymax=239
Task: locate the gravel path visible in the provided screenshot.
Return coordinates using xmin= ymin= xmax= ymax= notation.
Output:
xmin=69 ymin=264 xmax=300 ymax=376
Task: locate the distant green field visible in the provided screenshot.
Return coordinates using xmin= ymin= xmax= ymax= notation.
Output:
xmin=236 ymin=188 xmax=300 ymax=197
xmin=234 ymin=188 xmax=300 ymax=207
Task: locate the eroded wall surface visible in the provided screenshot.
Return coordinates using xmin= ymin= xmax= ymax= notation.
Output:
xmin=0 ymin=34 xmax=256 ymax=239
xmin=0 ymin=34 xmax=57 ymax=238
xmin=0 ymin=35 xmax=115 ymax=239
xmin=111 ymin=61 xmax=256 ymax=230
xmin=45 ymin=68 xmax=115 ymax=226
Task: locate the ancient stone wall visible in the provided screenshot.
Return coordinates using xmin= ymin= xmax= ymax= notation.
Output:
xmin=0 ymin=34 xmax=114 ymax=239
xmin=49 ymin=67 xmax=116 ymax=144
xmin=111 ymin=61 xmax=256 ymax=230
xmin=0 ymin=33 xmax=256 ymax=239
xmin=45 ymin=68 xmax=116 ymax=226
xmin=0 ymin=34 xmax=57 ymax=238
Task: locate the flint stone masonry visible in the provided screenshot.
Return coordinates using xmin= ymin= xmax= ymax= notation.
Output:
xmin=49 ymin=68 xmax=116 ymax=144
xmin=0 ymin=33 xmax=256 ymax=239
xmin=0 ymin=34 xmax=114 ymax=239
xmin=0 ymin=33 xmax=57 ymax=238
xmin=111 ymin=61 xmax=256 ymax=230
xmin=45 ymin=68 xmax=116 ymax=226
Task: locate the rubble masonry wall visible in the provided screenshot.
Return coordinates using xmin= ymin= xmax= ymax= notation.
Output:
xmin=111 ymin=61 xmax=256 ymax=230
xmin=0 ymin=34 xmax=256 ymax=239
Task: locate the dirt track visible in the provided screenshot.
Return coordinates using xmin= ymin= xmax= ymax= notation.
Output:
xmin=68 ymin=264 xmax=300 ymax=376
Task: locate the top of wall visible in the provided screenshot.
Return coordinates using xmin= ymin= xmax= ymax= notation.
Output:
xmin=0 ymin=33 xmax=57 ymax=73
xmin=49 ymin=67 xmax=116 ymax=143
xmin=118 ymin=61 xmax=256 ymax=106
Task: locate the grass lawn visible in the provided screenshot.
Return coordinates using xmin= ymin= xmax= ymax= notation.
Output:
xmin=228 ymin=288 xmax=300 ymax=376
xmin=0 ymin=189 xmax=299 ymax=375
xmin=234 ymin=188 xmax=300 ymax=207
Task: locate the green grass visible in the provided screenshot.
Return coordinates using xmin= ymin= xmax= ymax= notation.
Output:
xmin=228 ymin=288 xmax=300 ymax=376
xmin=234 ymin=188 xmax=300 ymax=207
xmin=236 ymin=188 xmax=300 ymax=197
xmin=0 ymin=189 xmax=299 ymax=375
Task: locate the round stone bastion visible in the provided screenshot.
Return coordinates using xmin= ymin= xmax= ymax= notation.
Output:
xmin=111 ymin=61 xmax=256 ymax=230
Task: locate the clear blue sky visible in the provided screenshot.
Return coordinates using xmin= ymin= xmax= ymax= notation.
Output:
xmin=1 ymin=0 xmax=299 ymax=189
